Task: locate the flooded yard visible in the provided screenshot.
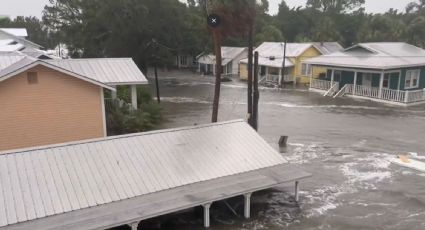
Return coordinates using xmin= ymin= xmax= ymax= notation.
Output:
xmin=145 ymin=70 xmax=425 ymax=230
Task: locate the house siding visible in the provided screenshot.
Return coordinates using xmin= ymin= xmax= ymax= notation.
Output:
xmin=296 ymin=47 xmax=323 ymax=84
xmin=0 ymin=65 xmax=105 ymax=151
xmin=400 ymin=66 xmax=425 ymax=90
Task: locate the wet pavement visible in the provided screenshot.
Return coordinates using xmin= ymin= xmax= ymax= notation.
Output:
xmin=141 ymin=70 xmax=425 ymax=230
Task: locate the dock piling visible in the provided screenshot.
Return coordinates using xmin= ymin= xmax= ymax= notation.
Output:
xmin=244 ymin=193 xmax=252 ymax=219
xmin=203 ymin=203 xmax=212 ymax=228
xmin=295 ymin=181 xmax=299 ymax=202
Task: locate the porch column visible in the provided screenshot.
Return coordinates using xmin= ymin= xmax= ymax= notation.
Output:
xmin=279 ymin=68 xmax=282 ymax=85
xmin=131 ymin=85 xmax=138 ymax=109
xmin=309 ymin=65 xmax=313 ymax=86
xmin=129 ymin=221 xmax=139 ymax=230
xmin=353 ymin=72 xmax=358 ymax=95
xmin=330 ymin=69 xmax=335 ymax=86
xmin=244 ymin=193 xmax=252 ymax=219
xmin=203 ymin=203 xmax=212 ymax=228
xmin=111 ymin=86 xmax=117 ymax=100
xmin=379 ymin=72 xmax=384 ymax=98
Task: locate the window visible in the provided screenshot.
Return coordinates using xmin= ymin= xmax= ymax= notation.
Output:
xmin=383 ymin=74 xmax=390 ymax=88
xmin=405 ymin=69 xmax=420 ymax=89
xmin=301 ymin=63 xmax=311 ymax=76
xmin=180 ymin=56 xmax=188 ymax=66
xmin=27 ymin=72 xmax=38 ymax=84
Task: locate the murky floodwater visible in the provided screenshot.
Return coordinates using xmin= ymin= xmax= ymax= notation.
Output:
xmin=141 ymin=70 xmax=425 ymax=230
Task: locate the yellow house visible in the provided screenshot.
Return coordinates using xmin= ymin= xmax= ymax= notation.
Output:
xmin=239 ymin=42 xmax=343 ymax=85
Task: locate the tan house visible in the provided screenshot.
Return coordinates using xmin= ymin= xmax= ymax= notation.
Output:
xmin=0 ymin=53 xmax=148 ymax=151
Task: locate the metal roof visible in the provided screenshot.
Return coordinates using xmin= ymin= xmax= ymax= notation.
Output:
xmin=45 ymin=58 xmax=148 ymax=85
xmin=197 ymin=47 xmax=247 ymax=66
xmin=0 ymin=29 xmax=27 ymax=37
xmin=0 ymin=53 xmax=25 ymax=71
xmin=0 ymin=53 xmax=147 ymax=86
xmin=0 ymin=120 xmax=287 ymax=229
xmin=312 ymin=42 xmax=344 ymax=54
xmin=304 ymin=42 xmax=425 ymax=70
xmin=0 ymin=29 xmax=42 ymax=49
xmin=240 ymin=57 xmax=295 ymax=68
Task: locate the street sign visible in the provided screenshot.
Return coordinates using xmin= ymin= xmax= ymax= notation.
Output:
xmin=207 ymin=14 xmax=220 ymax=28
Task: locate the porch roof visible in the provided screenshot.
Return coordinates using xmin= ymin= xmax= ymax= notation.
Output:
xmin=304 ymin=42 xmax=425 ymax=70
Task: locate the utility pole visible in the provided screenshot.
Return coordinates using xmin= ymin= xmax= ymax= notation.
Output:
xmin=207 ymin=13 xmax=222 ymax=123
xmin=280 ymin=41 xmax=287 ymax=88
xmin=247 ymin=25 xmax=254 ymax=127
xmin=252 ymin=51 xmax=259 ymax=131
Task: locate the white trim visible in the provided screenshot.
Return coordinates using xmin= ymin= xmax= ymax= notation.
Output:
xmin=0 ymin=60 xmax=116 ymax=91
xmin=101 ymin=88 xmax=107 ymax=137
xmin=306 ymin=62 xmax=425 ymax=71
xmin=404 ymin=69 xmax=421 ymax=89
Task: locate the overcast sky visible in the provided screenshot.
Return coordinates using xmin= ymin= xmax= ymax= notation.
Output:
xmin=0 ymin=0 xmax=417 ymax=19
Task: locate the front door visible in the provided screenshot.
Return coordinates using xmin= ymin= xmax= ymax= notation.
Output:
xmin=363 ymin=73 xmax=372 ymax=87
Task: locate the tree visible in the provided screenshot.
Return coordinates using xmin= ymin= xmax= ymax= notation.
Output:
xmin=306 ymin=0 xmax=365 ymax=14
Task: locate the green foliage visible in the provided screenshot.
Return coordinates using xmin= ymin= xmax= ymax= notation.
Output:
xmin=106 ymin=87 xmax=162 ymax=136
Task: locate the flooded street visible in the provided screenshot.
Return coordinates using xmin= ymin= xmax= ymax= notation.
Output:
xmin=146 ymin=70 xmax=425 ymax=230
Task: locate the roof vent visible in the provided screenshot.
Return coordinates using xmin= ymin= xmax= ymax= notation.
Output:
xmin=27 ymin=72 xmax=38 ymax=84
xmin=269 ymin=56 xmax=275 ymax=61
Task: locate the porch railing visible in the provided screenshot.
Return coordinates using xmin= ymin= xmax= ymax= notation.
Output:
xmin=310 ymin=79 xmax=332 ymax=91
xmin=344 ymin=84 xmax=425 ymax=104
xmin=405 ymin=89 xmax=425 ymax=103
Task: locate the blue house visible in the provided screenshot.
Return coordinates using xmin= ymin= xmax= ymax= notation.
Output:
xmin=304 ymin=43 xmax=425 ymax=106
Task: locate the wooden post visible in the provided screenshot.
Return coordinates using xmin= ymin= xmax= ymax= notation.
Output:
xmin=253 ymin=52 xmax=259 ymax=131
xmin=379 ymin=72 xmax=384 ymax=98
xmin=295 ymin=181 xmax=300 ymax=202
xmin=330 ymin=69 xmax=335 ymax=88
xmin=244 ymin=193 xmax=252 ymax=219
xmin=131 ymin=85 xmax=138 ymax=109
xmin=154 ymin=64 xmax=160 ymax=104
xmin=247 ymin=25 xmax=254 ymax=127
xmin=280 ymin=41 xmax=287 ymax=88
xmin=203 ymin=203 xmax=212 ymax=228
xmin=353 ymin=72 xmax=358 ymax=95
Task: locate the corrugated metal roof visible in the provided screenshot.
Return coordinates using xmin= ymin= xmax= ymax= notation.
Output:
xmin=0 ymin=120 xmax=287 ymax=228
xmin=0 ymin=53 xmax=147 ymax=86
xmin=312 ymin=42 xmax=344 ymax=54
xmin=304 ymin=42 xmax=425 ymax=70
xmin=0 ymin=28 xmax=27 ymax=37
xmin=197 ymin=47 xmax=247 ymax=66
xmin=240 ymin=57 xmax=294 ymax=68
xmin=45 ymin=58 xmax=148 ymax=85
xmin=255 ymin=42 xmax=313 ymax=58
xmin=0 ymin=53 xmax=25 ymax=71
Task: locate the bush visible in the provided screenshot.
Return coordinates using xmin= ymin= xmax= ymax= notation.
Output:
xmin=106 ymin=87 xmax=162 ymax=136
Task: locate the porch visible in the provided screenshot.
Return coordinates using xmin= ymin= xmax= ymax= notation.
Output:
xmin=310 ymin=68 xmax=425 ymax=106
xmin=258 ymin=65 xmax=295 ymax=86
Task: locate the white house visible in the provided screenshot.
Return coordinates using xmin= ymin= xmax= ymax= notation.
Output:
xmin=197 ymin=46 xmax=248 ymax=76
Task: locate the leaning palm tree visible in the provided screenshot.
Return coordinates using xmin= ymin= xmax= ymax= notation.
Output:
xmin=207 ymin=0 xmax=256 ymax=123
